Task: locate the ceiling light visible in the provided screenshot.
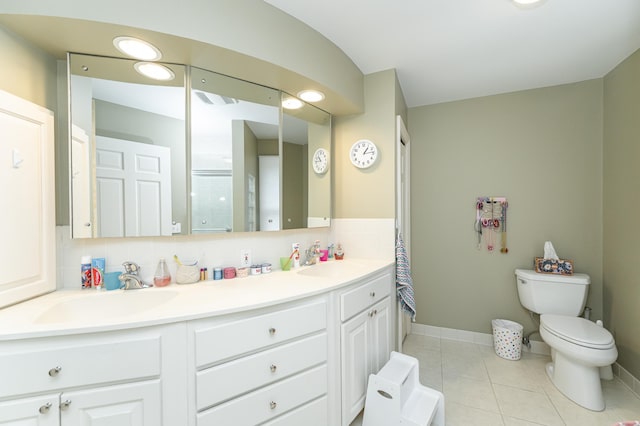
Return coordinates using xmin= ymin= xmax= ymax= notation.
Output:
xmin=113 ymin=36 xmax=162 ymax=61
xmin=282 ymin=97 xmax=303 ymax=110
xmin=134 ymin=62 xmax=175 ymax=81
xmin=297 ymin=90 xmax=325 ymax=103
xmin=512 ymin=0 xmax=546 ymax=8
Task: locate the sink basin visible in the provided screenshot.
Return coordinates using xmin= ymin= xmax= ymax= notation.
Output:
xmin=35 ymin=290 xmax=178 ymax=324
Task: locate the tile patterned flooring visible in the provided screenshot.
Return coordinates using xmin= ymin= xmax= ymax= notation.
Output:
xmin=353 ymin=333 xmax=640 ymax=426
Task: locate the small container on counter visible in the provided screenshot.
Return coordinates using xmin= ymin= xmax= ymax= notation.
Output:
xmin=261 ymin=263 xmax=272 ymax=274
xmin=81 ymin=255 xmax=92 ymax=289
xmin=236 ymin=267 xmax=249 ymax=278
xmin=223 ymin=267 xmax=236 ymax=279
xmin=213 ymin=267 xmax=223 ymax=280
xmin=154 ymin=257 xmax=172 ymax=287
xmin=250 ymin=265 xmax=262 ymax=275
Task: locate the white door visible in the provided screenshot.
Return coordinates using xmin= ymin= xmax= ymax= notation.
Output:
xmin=341 ymin=311 xmax=370 ymax=425
xmin=71 ymin=125 xmax=92 ymax=238
xmin=95 ymin=136 xmax=172 ymax=237
xmin=0 ymin=89 xmax=55 ymax=308
xmin=0 ymin=394 xmax=59 ymax=426
xmin=259 ymin=155 xmax=280 ymax=231
xmin=61 ymin=380 xmax=161 ymax=426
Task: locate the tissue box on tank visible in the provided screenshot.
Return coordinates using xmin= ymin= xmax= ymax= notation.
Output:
xmin=534 ymin=257 xmax=574 ymax=275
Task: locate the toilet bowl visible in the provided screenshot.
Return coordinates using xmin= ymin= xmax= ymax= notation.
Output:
xmin=515 ymin=269 xmax=618 ymax=411
xmin=540 ymin=314 xmax=618 ymax=411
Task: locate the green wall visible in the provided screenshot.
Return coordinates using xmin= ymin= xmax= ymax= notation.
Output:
xmin=333 ymin=70 xmax=399 ymax=220
xmin=0 ymin=26 xmax=57 ymax=110
xmin=408 ymin=80 xmax=604 ymax=338
xmin=603 ymin=48 xmax=640 ymax=379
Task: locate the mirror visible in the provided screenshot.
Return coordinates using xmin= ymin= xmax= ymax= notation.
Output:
xmin=282 ymin=95 xmax=331 ymax=230
xmin=69 ymin=54 xmax=187 ymax=238
xmin=69 ymin=54 xmax=331 ymax=238
xmin=190 ymin=67 xmax=280 ymax=233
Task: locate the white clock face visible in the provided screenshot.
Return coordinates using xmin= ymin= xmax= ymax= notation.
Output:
xmin=350 ymin=139 xmax=378 ymax=169
xmin=312 ymin=148 xmax=329 ymax=174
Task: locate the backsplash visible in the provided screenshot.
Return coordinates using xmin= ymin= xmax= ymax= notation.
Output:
xmin=56 ymin=218 xmax=395 ymax=289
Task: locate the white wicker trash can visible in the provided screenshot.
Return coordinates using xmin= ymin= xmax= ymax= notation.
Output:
xmin=492 ymin=319 xmax=523 ymax=360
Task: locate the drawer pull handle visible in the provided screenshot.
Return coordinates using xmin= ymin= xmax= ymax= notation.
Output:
xmin=270 ymin=364 xmax=277 ymax=373
xmin=369 ymin=309 xmax=378 ymax=317
xmin=60 ymin=400 xmax=72 ymax=410
xmin=268 ymin=327 xmax=276 ymax=335
xmin=269 ymin=401 xmax=277 ymax=410
xmin=370 ymin=291 xmax=375 ymax=297
xmin=39 ymin=402 xmax=52 ymax=414
xmin=48 ymin=366 xmax=62 ymax=377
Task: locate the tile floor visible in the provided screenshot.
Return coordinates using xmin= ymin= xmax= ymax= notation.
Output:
xmin=352 ymin=333 xmax=640 ymax=426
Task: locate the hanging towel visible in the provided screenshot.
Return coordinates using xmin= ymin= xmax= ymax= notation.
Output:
xmin=396 ymin=233 xmax=416 ymax=321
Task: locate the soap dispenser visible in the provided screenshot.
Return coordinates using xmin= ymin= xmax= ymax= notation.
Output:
xmin=154 ymin=258 xmax=171 ymax=287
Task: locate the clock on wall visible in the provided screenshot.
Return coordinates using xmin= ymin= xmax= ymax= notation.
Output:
xmin=312 ymin=148 xmax=329 ymax=174
xmin=349 ymin=139 xmax=378 ymax=169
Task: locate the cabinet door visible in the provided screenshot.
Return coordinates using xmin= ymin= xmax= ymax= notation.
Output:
xmin=341 ymin=309 xmax=370 ymax=425
xmin=60 ymin=380 xmax=161 ymax=426
xmin=369 ymin=297 xmax=391 ymax=375
xmin=0 ymin=394 xmax=59 ymax=426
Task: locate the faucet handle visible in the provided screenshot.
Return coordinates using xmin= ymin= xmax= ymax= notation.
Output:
xmin=122 ymin=261 xmax=140 ymax=275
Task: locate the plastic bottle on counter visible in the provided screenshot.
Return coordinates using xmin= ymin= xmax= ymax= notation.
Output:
xmin=154 ymin=258 xmax=171 ymax=287
xmin=81 ymin=255 xmax=92 ymax=288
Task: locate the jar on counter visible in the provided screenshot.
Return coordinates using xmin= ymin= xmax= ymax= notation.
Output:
xmin=154 ymin=258 xmax=171 ymax=287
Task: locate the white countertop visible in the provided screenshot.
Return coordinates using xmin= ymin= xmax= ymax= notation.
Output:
xmin=0 ymin=258 xmax=394 ymax=340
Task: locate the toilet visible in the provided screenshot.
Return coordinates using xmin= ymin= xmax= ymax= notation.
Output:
xmin=515 ymin=269 xmax=618 ymax=411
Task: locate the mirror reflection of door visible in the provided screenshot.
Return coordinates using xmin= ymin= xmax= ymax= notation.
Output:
xmin=71 ymin=125 xmax=92 ymax=238
xmin=95 ymin=136 xmax=172 ymax=237
xmin=259 ymin=155 xmax=280 ymax=231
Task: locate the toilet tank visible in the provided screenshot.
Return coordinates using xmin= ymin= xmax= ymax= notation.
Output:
xmin=515 ymin=269 xmax=590 ymax=316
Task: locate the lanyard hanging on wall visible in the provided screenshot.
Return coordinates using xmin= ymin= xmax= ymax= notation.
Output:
xmin=475 ymin=197 xmax=508 ymax=253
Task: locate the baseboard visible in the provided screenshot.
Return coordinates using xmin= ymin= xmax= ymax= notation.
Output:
xmin=410 ymin=323 xmax=640 ymax=398
xmin=613 ymin=362 xmax=640 ymax=399
xmin=410 ymin=323 xmax=550 ymax=356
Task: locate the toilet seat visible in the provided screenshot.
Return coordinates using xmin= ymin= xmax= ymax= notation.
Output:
xmin=540 ymin=314 xmax=614 ymax=349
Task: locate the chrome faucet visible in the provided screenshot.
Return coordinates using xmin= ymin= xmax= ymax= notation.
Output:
xmin=119 ymin=261 xmax=151 ymax=290
xmin=303 ymin=241 xmax=321 ymax=265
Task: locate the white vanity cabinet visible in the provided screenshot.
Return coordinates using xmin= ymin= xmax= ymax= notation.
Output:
xmin=0 ymin=325 xmax=183 ymax=426
xmin=190 ymin=297 xmax=330 ymax=426
xmin=339 ymin=271 xmax=393 ymax=425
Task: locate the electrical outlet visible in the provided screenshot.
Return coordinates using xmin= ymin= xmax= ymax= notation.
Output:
xmin=240 ymin=249 xmax=251 ymax=267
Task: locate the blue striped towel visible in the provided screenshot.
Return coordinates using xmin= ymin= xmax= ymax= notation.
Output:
xmin=396 ymin=233 xmax=416 ymax=321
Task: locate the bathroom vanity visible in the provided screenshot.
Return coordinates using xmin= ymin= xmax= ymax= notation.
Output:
xmin=0 ymin=259 xmax=394 ymax=426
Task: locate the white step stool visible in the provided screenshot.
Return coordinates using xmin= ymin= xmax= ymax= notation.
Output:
xmin=362 ymin=351 xmax=445 ymax=426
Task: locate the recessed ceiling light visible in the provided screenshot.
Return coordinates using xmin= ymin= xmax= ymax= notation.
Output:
xmin=512 ymin=0 xmax=546 ymax=8
xmin=297 ymin=90 xmax=325 ymax=103
xmin=282 ymin=97 xmax=303 ymax=110
xmin=113 ymin=36 xmax=162 ymax=61
xmin=134 ymin=62 xmax=175 ymax=81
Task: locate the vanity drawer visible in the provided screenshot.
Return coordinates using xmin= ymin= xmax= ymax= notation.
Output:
xmin=194 ymin=299 xmax=326 ymax=368
xmin=341 ymin=273 xmax=391 ymax=322
xmin=196 ymin=332 xmax=327 ymax=410
xmin=0 ymin=334 xmax=161 ymax=398
xmin=262 ymin=396 xmax=328 ymax=426
xmin=196 ymin=364 xmax=327 ymax=426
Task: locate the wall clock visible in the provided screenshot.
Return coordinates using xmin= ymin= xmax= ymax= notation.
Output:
xmin=350 ymin=139 xmax=378 ymax=169
xmin=312 ymin=148 xmax=329 ymax=174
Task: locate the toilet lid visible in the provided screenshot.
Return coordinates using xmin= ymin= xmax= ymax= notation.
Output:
xmin=540 ymin=314 xmax=614 ymax=349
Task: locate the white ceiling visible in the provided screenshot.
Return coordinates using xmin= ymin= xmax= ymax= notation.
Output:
xmin=265 ymin=0 xmax=640 ymax=107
